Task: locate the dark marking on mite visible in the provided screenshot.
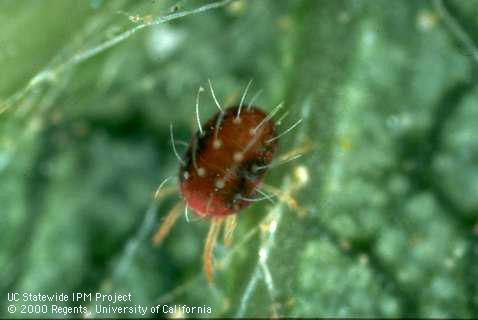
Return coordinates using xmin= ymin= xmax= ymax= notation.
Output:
xmin=222 ymin=157 xmax=269 ymax=209
xmin=180 ymin=128 xmax=213 ymax=183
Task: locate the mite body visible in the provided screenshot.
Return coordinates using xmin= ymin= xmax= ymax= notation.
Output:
xmin=153 ymin=82 xmax=303 ymax=283
xmin=179 ymin=106 xmax=278 ymax=218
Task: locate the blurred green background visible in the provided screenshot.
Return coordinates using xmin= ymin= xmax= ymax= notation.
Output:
xmin=1 ymin=0 xmax=477 ymax=318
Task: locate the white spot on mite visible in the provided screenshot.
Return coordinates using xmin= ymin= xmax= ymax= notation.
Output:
xmin=249 ymin=128 xmax=256 ymax=136
xmin=213 ymin=139 xmax=222 ymax=149
xmin=183 ymin=171 xmax=190 ymax=180
xmin=233 ymin=152 xmax=244 ymax=162
xmin=197 ymin=167 xmax=206 ymax=177
xmin=233 ymin=117 xmax=241 ymax=124
xmin=233 ymin=193 xmax=242 ymax=202
xmin=215 ymin=179 xmax=225 ymax=189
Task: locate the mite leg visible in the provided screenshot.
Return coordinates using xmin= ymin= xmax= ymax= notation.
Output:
xmin=203 ymin=217 xmax=224 ymax=283
xmin=152 ymin=202 xmax=183 ymax=246
xmin=261 ymin=183 xmax=307 ymax=217
xmin=274 ymin=140 xmax=313 ymax=163
xmin=223 ymin=215 xmax=237 ymax=247
xmin=259 ymin=140 xmax=312 ymax=217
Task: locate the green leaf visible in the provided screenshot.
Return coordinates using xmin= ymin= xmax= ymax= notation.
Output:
xmin=1 ymin=0 xmax=477 ymax=318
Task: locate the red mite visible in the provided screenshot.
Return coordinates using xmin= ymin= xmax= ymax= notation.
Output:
xmin=153 ymin=84 xmax=285 ymax=283
xmin=179 ymin=105 xmax=278 ymax=218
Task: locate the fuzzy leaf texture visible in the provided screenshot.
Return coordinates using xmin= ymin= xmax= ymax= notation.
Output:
xmin=0 ymin=0 xmax=477 ymax=318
